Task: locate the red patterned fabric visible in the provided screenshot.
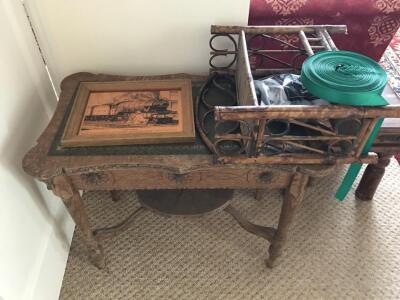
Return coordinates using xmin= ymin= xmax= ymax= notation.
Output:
xmin=248 ymin=0 xmax=400 ymax=61
xmin=249 ymin=1 xmax=400 ymax=163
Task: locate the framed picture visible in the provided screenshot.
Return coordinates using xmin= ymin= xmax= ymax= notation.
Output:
xmin=61 ymin=79 xmax=195 ymax=147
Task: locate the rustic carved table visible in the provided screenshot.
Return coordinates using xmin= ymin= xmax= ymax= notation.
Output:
xmin=23 ymin=72 xmax=398 ymax=270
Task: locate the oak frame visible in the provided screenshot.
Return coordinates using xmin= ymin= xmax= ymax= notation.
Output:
xmin=61 ymin=79 xmax=195 ymax=147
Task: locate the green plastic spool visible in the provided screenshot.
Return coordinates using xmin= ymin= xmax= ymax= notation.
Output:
xmin=300 ymin=50 xmax=388 ymax=200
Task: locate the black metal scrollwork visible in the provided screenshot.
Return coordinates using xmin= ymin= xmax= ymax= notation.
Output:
xmin=209 ymin=34 xmax=238 ymax=70
xmin=196 ymin=73 xmax=250 ymax=156
xmin=246 ymin=33 xmax=307 ymax=72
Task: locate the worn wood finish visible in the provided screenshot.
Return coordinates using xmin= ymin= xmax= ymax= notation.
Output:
xmin=236 ymin=31 xmax=258 ymax=155
xmin=316 ymin=29 xmax=332 ymax=51
xmin=250 ymin=68 xmax=298 ymax=76
xmin=94 ymin=207 xmax=145 ymax=240
xmin=322 ymin=28 xmax=338 ymax=50
xmin=211 ymin=49 xmax=304 ymax=55
xmin=68 ymin=166 xmax=293 ymax=190
xmin=52 ymin=175 xmax=105 ymax=268
xmin=254 ymin=189 xmax=264 ymax=200
xmin=236 ymin=31 xmax=258 ymax=107
xmin=284 ymin=140 xmax=326 ymax=154
xmin=214 ymin=105 xmax=400 ymax=121
xmin=353 ymin=119 xmax=372 ymax=151
xmin=217 ymin=153 xmax=377 ymax=165
xmin=289 ymin=120 xmax=336 ymax=136
xmin=224 ymin=205 xmax=276 ymax=241
xmin=211 ymin=25 xmax=347 ymax=35
xmin=355 ymin=153 xmax=393 ymax=201
xmin=266 ymin=135 xmax=356 ymax=141
xmin=23 ymin=71 xmax=398 ymax=270
xmin=299 ymin=30 xmax=314 ymax=56
xmin=23 ymin=73 xmax=323 ymax=269
xmin=110 ymin=190 xmax=121 ymax=202
xmin=266 ymin=172 xmax=309 ymax=268
xmin=23 ymin=73 xmax=209 ymax=182
xmin=212 ymin=68 xmax=298 ymax=76
xmin=355 ymin=118 xmax=380 ymax=157
xmin=214 ymin=133 xmax=252 ymax=141
xmin=255 ymin=119 xmax=267 ymax=153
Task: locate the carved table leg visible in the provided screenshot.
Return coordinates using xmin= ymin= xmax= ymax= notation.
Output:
xmin=110 ymin=190 xmax=121 ymax=202
xmin=52 ymin=175 xmax=105 ymax=269
xmin=266 ymin=172 xmax=309 ymax=268
xmin=254 ymin=189 xmax=263 ymax=201
xmin=355 ymin=153 xmax=392 ymax=201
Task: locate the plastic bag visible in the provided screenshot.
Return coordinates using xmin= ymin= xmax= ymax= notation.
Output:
xmin=254 ymin=74 xmax=329 ymax=106
xmin=254 ymin=74 xmax=332 ymax=153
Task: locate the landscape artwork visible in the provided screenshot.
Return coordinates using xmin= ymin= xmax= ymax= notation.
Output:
xmin=79 ymin=89 xmax=183 ymax=136
xmin=61 ymin=79 xmax=195 ymax=147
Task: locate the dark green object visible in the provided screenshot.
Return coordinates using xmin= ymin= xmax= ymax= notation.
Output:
xmin=301 ymin=51 xmax=388 ymax=200
xmin=334 ymin=118 xmax=384 ymax=200
xmin=301 ymin=50 xmax=387 ymax=106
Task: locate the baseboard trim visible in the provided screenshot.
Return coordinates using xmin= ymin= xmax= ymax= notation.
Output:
xmin=29 ymin=210 xmax=75 ymax=300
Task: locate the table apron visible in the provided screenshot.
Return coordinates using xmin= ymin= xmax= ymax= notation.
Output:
xmin=68 ymin=167 xmax=292 ymax=190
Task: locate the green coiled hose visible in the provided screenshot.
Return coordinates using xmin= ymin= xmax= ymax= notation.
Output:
xmin=301 ymin=51 xmax=388 ymax=200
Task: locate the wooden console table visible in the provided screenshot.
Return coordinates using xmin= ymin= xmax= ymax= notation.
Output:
xmin=23 ymin=72 xmax=398 ymax=270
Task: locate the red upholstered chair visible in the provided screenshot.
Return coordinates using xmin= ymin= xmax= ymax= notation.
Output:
xmin=248 ymin=0 xmax=400 ymax=61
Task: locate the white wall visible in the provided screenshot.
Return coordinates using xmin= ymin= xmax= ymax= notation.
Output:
xmin=0 ymin=1 xmax=74 ymax=300
xmin=24 ymin=0 xmax=250 ymax=93
xmin=0 ymin=1 xmax=249 ymax=299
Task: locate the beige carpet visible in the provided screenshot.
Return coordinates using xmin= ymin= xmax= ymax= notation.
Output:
xmin=60 ymin=161 xmax=400 ymax=300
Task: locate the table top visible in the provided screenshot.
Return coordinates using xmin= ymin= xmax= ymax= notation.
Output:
xmin=23 ymin=73 xmax=231 ymax=182
xmin=23 ymin=72 xmax=400 ymax=182
xmin=48 ymin=77 xmax=209 ymax=157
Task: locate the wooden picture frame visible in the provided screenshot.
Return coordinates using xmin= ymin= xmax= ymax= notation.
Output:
xmin=61 ymin=79 xmax=195 ymax=147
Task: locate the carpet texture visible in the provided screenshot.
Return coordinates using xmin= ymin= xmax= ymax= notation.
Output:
xmin=60 ymin=160 xmax=400 ymax=300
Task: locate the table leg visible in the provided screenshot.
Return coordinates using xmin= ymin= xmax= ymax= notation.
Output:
xmin=266 ymin=172 xmax=309 ymax=268
xmin=110 ymin=190 xmax=121 ymax=202
xmin=355 ymin=153 xmax=392 ymax=201
xmin=254 ymin=189 xmax=263 ymax=201
xmin=52 ymin=175 xmax=105 ymax=269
